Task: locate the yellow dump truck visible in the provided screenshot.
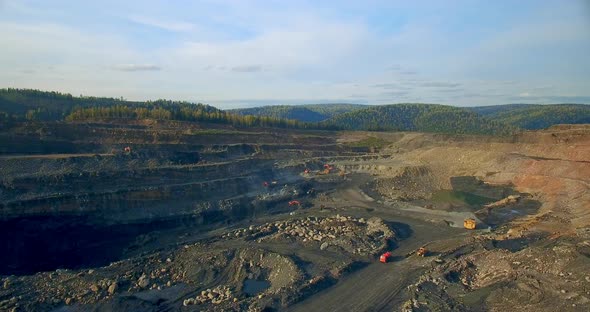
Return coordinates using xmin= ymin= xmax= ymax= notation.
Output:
xmin=464 ymin=218 xmax=476 ymax=230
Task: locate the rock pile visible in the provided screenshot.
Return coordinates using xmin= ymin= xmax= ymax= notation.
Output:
xmin=183 ymin=285 xmax=235 ymax=306
xmin=223 ymin=215 xmax=394 ymax=255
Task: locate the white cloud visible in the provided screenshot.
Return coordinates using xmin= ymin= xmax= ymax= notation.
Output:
xmin=0 ymin=1 xmax=588 ymax=107
xmin=0 ymin=21 xmax=162 ymax=98
xmin=231 ymin=65 xmax=263 ymax=73
xmin=112 ymin=64 xmax=161 ymax=72
xmin=167 ymin=17 xmax=370 ymax=73
xmin=418 ymin=82 xmax=461 ymax=88
xmin=128 ymin=15 xmax=196 ymax=32
xmin=0 ymin=21 xmax=138 ymax=64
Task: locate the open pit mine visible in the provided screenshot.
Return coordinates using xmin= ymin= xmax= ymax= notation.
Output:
xmin=1 ymin=120 xmax=589 ymax=312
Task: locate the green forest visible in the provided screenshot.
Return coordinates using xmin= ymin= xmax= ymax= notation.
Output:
xmin=0 ymin=88 xmax=223 ymax=120
xmin=468 ymin=104 xmax=590 ymax=129
xmin=65 ymin=105 xmax=314 ymax=129
xmin=231 ymin=102 xmax=590 ymax=132
xmin=230 ymin=104 xmax=366 ymax=122
xmin=322 ymin=104 xmax=518 ymax=135
xmin=1 ymin=88 xmax=589 ymax=135
xmin=0 ymin=88 xmax=321 ymax=129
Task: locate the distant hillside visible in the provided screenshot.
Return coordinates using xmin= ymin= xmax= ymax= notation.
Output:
xmin=467 ymin=104 xmax=537 ymax=116
xmin=0 ymin=88 xmax=322 ymax=130
xmin=323 ymin=104 xmax=516 ymax=135
xmin=0 ymin=88 xmax=220 ymax=121
xmin=229 ymin=104 xmax=366 ymax=122
xmin=468 ymin=104 xmax=590 ymax=129
xmin=4 ymin=89 xmax=588 ymax=134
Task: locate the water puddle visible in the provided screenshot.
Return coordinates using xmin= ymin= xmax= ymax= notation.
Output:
xmin=243 ymin=279 xmax=270 ymax=296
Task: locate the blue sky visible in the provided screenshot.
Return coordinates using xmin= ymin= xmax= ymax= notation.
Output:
xmin=1 ymin=0 xmax=589 ymax=108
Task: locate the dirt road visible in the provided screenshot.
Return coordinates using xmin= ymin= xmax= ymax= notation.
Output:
xmin=284 ymin=178 xmax=469 ymax=312
xmin=289 ymin=220 xmax=461 ymax=312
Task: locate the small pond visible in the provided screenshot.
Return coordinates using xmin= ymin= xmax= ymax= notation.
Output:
xmin=243 ymin=279 xmax=270 ymax=296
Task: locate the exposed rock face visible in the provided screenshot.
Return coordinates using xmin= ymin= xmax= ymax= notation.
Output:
xmin=372 ymin=166 xmax=439 ymax=200
xmin=0 ymin=121 xmax=588 ymax=312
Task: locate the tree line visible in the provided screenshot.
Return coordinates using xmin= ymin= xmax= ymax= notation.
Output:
xmin=0 ymin=88 xmax=219 ymax=121
xmin=230 ymin=103 xmax=366 ymax=122
xmin=65 ymin=105 xmax=331 ymax=129
xmin=322 ymin=104 xmax=518 ymax=135
xmin=4 ymin=88 xmax=586 ymax=134
xmin=1 ymin=88 xmax=332 ymax=130
xmin=479 ymin=104 xmax=590 ymax=130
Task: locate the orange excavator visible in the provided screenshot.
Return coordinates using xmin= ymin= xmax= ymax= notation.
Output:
xmin=416 ymin=247 xmax=427 ymax=257
xmin=319 ymin=164 xmax=333 ymax=175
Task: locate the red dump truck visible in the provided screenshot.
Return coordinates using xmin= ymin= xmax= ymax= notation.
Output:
xmin=380 ymin=251 xmax=392 ymax=263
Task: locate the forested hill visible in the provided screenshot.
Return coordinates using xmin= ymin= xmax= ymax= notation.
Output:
xmin=466 ymin=104 xmax=537 ymax=116
xmin=466 ymin=104 xmax=590 ymax=129
xmin=0 ymin=88 xmax=320 ymax=129
xmin=322 ymin=104 xmax=517 ymax=135
xmin=232 ymin=102 xmax=590 ymax=132
xmin=0 ymin=88 xmax=220 ymax=121
xmin=2 ymin=89 xmax=589 ymax=134
xmin=229 ymin=104 xmax=366 ymax=122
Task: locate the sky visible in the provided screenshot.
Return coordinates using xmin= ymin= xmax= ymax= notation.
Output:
xmin=1 ymin=0 xmax=589 ymax=108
